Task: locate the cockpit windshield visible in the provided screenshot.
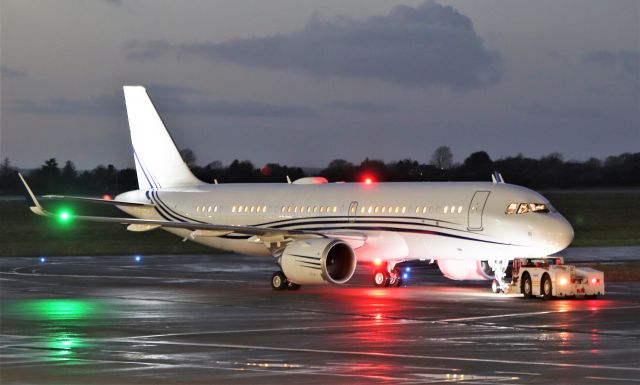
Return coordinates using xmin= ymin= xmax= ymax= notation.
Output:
xmin=506 ymin=202 xmax=551 ymax=214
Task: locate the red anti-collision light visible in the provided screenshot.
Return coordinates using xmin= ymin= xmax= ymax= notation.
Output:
xmin=103 ymin=194 xmax=112 ymax=200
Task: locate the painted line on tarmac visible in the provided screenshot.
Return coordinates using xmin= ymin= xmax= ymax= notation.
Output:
xmin=585 ymin=376 xmax=640 ymax=382
xmin=118 ymin=338 xmax=640 ymax=373
xmin=125 ymin=320 xmax=424 ymax=339
xmin=1 ymin=269 xmax=248 ymax=284
xmin=438 ymin=305 xmax=640 ymax=323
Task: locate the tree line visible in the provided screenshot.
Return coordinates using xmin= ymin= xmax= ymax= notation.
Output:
xmin=1 ymin=147 xmax=638 ymax=196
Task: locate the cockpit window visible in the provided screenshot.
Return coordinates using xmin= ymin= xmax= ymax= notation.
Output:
xmin=530 ymin=203 xmax=550 ymax=213
xmin=506 ymin=202 xmax=550 ymax=214
xmin=517 ymin=203 xmax=530 ymax=214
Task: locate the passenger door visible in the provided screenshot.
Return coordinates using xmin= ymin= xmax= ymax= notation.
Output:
xmin=348 ymin=201 xmax=358 ymax=223
xmin=468 ymin=191 xmax=490 ymax=230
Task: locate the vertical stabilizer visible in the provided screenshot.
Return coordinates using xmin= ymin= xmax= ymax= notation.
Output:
xmin=123 ymin=86 xmax=201 ymax=189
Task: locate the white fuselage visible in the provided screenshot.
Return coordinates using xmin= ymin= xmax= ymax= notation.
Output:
xmin=116 ymin=181 xmax=574 ymax=264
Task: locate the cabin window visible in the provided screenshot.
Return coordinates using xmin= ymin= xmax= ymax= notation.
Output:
xmin=333 ymin=206 xmax=337 ymax=213
xmin=375 ymin=206 xmax=380 ymax=213
xmin=263 ymin=205 xmax=267 ymax=213
xmin=381 ymin=206 xmax=386 ymax=213
xmin=232 ymin=206 xmax=237 ymax=213
xmin=361 ymin=207 xmax=366 ymax=214
xmin=401 ymin=206 xmax=406 ymax=214
xmin=320 ymin=206 xmax=325 ymax=213
xmin=214 ymin=206 xmax=218 ymax=213
xmin=444 ymin=206 xmax=449 ymax=214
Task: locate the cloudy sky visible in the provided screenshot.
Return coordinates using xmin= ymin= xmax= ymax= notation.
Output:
xmin=1 ymin=0 xmax=638 ymax=169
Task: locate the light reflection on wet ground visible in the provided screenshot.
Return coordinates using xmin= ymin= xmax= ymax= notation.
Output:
xmin=1 ymin=254 xmax=639 ymax=384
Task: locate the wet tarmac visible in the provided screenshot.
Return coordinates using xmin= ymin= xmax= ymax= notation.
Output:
xmin=1 ymin=254 xmax=639 ymax=384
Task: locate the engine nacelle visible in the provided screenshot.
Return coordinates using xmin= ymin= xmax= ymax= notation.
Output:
xmin=281 ymin=239 xmax=357 ymax=285
xmin=436 ymin=259 xmax=495 ymax=281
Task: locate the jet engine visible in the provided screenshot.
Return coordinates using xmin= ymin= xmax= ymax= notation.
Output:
xmin=436 ymin=259 xmax=495 ymax=280
xmin=281 ymin=239 xmax=357 ymax=285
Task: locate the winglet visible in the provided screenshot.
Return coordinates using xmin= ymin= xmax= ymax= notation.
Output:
xmin=18 ymin=173 xmax=42 ymax=210
xmin=18 ymin=174 xmax=51 ymax=217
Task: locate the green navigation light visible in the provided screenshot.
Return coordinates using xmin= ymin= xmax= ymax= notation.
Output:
xmin=60 ymin=211 xmax=70 ymax=221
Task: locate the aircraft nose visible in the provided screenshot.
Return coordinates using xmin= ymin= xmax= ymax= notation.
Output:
xmin=548 ymin=215 xmax=574 ymax=251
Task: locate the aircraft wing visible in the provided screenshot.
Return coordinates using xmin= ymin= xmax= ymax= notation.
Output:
xmin=19 ymin=174 xmax=366 ymax=244
xmin=42 ymin=194 xmax=154 ymax=207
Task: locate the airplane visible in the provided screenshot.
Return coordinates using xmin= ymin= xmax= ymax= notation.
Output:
xmin=19 ymin=85 xmax=574 ymax=292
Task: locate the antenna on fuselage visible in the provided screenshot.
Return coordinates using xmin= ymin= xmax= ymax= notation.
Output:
xmin=492 ymin=171 xmax=505 ymax=184
xmin=286 ymin=175 xmax=292 ymax=184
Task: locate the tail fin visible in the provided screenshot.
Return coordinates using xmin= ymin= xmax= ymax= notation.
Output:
xmin=123 ymin=86 xmax=202 ymax=189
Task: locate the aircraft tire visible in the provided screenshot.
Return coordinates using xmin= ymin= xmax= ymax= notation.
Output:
xmin=287 ymin=282 xmax=301 ymax=290
xmin=271 ymin=271 xmax=288 ymax=291
xmin=373 ymin=270 xmax=390 ymax=288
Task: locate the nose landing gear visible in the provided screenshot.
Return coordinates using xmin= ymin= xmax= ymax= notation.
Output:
xmin=489 ymin=259 xmax=510 ymax=293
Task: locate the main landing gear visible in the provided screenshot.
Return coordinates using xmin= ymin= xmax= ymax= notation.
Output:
xmin=372 ymin=262 xmax=404 ymax=288
xmin=271 ymin=271 xmax=301 ymax=291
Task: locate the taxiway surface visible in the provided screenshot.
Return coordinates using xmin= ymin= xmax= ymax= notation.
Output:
xmin=1 ymin=254 xmax=639 ymax=384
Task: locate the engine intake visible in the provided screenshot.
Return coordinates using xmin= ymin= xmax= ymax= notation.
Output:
xmin=281 ymin=239 xmax=357 ymax=285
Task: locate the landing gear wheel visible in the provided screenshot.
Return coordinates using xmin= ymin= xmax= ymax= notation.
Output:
xmin=271 ymin=271 xmax=288 ymax=291
xmin=522 ymin=273 xmax=533 ymax=298
xmin=388 ymin=271 xmax=398 ymax=287
xmin=373 ymin=270 xmax=390 ymax=287
xmin=491 ymin=279 xmax=501 ymax=294
xmin=541 ymin=275 xmax=553 ymax=300
xmin=287 ymin=282 xmax=301 ymax=290
xmin=391 ymin=268 xmax=403 ymax=287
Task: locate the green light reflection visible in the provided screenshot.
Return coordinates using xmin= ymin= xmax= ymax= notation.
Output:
xmin=5 ymin=299 xmax=106 ymax=363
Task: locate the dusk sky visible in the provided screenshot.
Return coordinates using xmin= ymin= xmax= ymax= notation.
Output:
xmin=1 ymin=0 xmax=638 ymax=169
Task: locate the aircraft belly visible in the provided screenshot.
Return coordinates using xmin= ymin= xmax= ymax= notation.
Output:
xmin=162 ymin=228 xmax=271 ymax=257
